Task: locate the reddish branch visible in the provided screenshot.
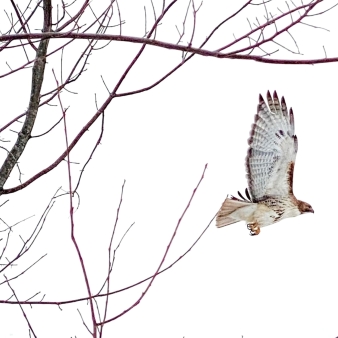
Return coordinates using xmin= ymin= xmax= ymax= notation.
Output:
xmin=0 ymin=188 xmax=57 ymax=278
xmin=0 ymin=0 xmax=178 ymax=197
xmin=54 ymin=69 xmax=97 ymax=336
xmin=72 ymin=113 xmax=105 ymax=194
xmin=0 ymin=31 xmax=337 ymax=64
xmin=98 ymin=164 xmax=208 ymax=325
xmin=0 ymin=0 xmax=335 ymax=197
xmin=4 ymin=276 xmax=37 ymax=338
xmin=0 ymin=210 xmax=214 ymax=306
xmin=0 ymin=0 xmax=42 ymax=53
xmin=0 ymin=165 xmax=209 ymax=335
xmin=0 ymin=0 xmax=337 ymax=335
xmin=100 ymin=180 xmax=126 ymax=337
xmin=0 ymin=112 xmax=27 ymax=134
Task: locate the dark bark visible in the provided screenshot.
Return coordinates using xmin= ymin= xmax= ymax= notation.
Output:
xmin=0 ymin=0 xmax=52 ymax=191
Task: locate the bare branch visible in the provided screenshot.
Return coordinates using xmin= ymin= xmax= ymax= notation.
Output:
xmin=53 ymin=68 xmax=97 ymax=335
xmin=0 ymin=0 xmax=52 ymax=190
xmin=0 ymin=202 xmax=215 ymax=308
xmin=4 ymin=276 xmax=37 ymax=338
xmin=98 ymin=164 xmax=208 ymax=325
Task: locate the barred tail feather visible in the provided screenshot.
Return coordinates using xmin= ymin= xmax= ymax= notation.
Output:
xmin=216 ymin=197 xmax=253 ymax=228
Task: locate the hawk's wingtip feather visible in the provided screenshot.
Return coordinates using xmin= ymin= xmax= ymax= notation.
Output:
xmin=266 ymin=90 xmax=272 ymax=101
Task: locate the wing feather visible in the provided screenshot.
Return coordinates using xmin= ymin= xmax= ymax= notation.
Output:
xmin=237 ymin=190 xmax=247 ymax=201
xmin=245 ymin=188 xmax=252 ymax=201
xmin=245 ymin=91 xmax=298 ymax=202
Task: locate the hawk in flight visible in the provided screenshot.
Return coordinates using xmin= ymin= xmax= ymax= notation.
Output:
xmin=216 ymin=91 xmax=314 ymax=235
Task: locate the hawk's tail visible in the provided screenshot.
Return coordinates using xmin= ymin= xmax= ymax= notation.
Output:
xmin=216 ymin=196 xmax=253 ymax=228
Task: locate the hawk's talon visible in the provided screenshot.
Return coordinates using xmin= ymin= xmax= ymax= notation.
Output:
xmin=247 ymin=223 xmax=260 ymax=236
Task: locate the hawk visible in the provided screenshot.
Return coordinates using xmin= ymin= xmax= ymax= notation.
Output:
xmin=216 ymin=91 xmax=314 ymax=235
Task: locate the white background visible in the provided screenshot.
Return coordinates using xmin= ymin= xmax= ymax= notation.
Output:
xmin=0 ymin=1 xmax=338 ymax=337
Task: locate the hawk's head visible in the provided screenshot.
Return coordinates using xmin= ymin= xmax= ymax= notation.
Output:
xmin=298 ymin=200 xmax=314 ymax=214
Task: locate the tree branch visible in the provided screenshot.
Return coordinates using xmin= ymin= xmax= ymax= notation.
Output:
xmin=0 ymin=30 xmax=337 ymax=65
xmin=0 ymin=0 xmax=52 ymax=190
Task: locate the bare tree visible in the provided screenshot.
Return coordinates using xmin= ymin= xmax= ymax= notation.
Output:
xmin=0 ymin=0 xmax=337 ymax=336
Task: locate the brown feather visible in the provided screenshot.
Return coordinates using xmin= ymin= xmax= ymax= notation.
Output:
xmin=287 ymin=162 xmax=295 ymax=195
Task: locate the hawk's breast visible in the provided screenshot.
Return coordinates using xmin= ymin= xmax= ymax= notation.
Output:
xmin=255 ymin=197 xmax=300 ymax=227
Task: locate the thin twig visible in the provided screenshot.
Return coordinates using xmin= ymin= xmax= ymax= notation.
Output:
xmin=4 ymin=276 xmax=37 ymax=338
xmin=98 ymin=164 xmax=208 ymax=325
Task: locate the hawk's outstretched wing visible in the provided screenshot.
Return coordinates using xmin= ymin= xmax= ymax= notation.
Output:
xmin=245 ymin=91 xmax=298 ymax=202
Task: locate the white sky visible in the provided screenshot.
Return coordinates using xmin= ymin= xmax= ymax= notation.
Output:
xmin=1 ymin=1 xmax=338 ymax=338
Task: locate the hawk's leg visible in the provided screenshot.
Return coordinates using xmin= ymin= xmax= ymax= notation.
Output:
xmin=247 ymin=223 xmax=260 ymax=236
